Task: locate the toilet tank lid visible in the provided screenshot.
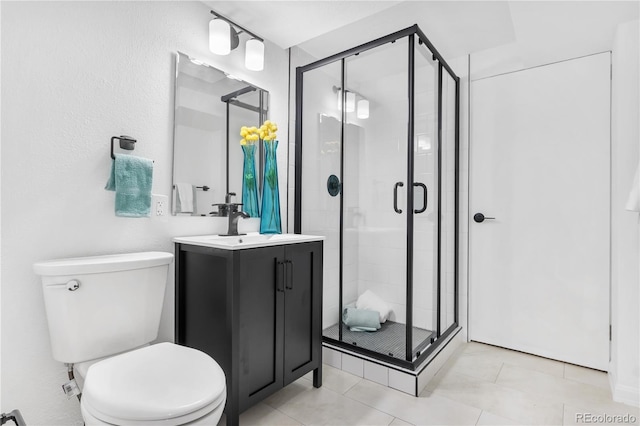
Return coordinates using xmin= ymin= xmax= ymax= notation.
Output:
xmin=33 ymin=252 xmax=173 ymax=276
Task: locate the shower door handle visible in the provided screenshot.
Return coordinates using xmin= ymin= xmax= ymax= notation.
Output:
xmin=394 ymin=182 xmax=404 ymax=214
xmin=413 ymin=182 xmax=427 ymax=214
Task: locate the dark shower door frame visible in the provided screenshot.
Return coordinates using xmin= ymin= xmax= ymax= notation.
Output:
xmin=294 ymin=24 xmax=460 ymax=371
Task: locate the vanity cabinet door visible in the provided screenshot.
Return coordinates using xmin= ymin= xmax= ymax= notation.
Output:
xmin=237 ymin=246 xmax=285 ymax=411
xmin=283 ymin=242 xmax=323 ymax=386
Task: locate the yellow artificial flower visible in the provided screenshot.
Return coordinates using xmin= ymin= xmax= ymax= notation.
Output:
xmin=239 ymin=121 xmax=278 ymax=144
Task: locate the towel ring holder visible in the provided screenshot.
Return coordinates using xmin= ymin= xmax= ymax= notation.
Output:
xmin=110 ymin=135 xmax=137 ymax=159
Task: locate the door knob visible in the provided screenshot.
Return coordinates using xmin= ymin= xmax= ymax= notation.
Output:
xmin=473 ymin=213 xmax=495 ymax=223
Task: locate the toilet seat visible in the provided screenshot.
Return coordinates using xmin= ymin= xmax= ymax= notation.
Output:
xmin=81 ymin=342 xmax=226 ymax=425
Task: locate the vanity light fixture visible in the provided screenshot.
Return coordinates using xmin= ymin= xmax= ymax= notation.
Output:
xmin=333 ymin=86 xmax=367 ymax=118
xmin=335 ymin=89 xmax=356 ymax=113
xmin=209 ymin=10 xmax=265 ymax=71
xmin=245 ymin=38 xmax=265 ymax=71
xmin=345 ymin=92 xmax=356 ymax=112
xmin=209 ymin=18 xmax=234 ymax=55
xmin=357 ymin=99 xmax=370 ymax=119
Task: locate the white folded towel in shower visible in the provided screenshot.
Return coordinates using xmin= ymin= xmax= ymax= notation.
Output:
xmin=626 ymin=164 xmax=640 ymax=212
xmin=175 ymin=183 xmax=194 ymax=213
xmin=356 ymin=290 xmax=391 ymax=323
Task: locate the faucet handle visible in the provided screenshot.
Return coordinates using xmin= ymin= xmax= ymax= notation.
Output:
xmin=225 ymin=192 xmax=237 ymax=203
xmin=228 ymin=203 xmax=243 ymax=213
xmin=211 ymin=203 xmax=230 ymax=217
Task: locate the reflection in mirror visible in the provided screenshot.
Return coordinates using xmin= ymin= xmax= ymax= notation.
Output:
xmin=172 ymin=52 xmax=269 ymax=216
xmin=226 ymin=86 xmax=268 ymax=204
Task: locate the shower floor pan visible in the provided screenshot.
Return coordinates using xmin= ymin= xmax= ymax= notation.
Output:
xmin=323 ymin=320 xmax=435 ymax=360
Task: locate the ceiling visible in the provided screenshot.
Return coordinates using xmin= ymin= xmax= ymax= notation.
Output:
xmin=203 ymin=1 xmax=639 ymax=63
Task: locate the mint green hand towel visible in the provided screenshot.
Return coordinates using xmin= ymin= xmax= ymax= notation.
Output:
xmin=105 ymin=154 xmax=153 ymax=217
xmin=342 ymin=307 xmax=381 ymax=332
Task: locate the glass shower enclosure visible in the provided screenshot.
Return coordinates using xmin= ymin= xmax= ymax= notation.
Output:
xmin=294 ymin=25 xmax=459 ymax=369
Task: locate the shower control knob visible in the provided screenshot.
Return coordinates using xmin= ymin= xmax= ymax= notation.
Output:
xmin=473 ymin=213 xmax=495 ymax=223
xmin=66 ymin=280 xmax=80 ymax=291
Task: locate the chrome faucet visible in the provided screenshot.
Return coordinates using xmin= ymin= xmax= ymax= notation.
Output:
xmin=213 ymin=193 xmax=250 ymax=236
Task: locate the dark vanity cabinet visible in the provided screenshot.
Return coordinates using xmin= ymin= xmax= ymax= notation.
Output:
xmin=175 ymin=240 xmax=323 ymax=426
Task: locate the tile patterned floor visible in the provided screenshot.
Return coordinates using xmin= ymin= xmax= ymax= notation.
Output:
xmin=218 ymin=342 xmax=639 ymax=425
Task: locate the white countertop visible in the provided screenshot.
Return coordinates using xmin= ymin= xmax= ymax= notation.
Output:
xmin=173 ymin=233 xmax=324 ymax=250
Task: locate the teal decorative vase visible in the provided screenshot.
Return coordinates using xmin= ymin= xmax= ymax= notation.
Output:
xmin=241 ymin=144 xmax=260 ymax=218
xmin=260 ymin=140 xmax=282 ymax=234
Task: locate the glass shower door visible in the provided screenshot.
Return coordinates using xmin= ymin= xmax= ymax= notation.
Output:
xmin=296 ymin=25 xmax=460 ymax=370
xmin=339 ymin=38 xmax=409 ymax=359
xmin=298 ymin=61 xmax=342 ymax=336
xmin=411 ymin=38 xmax=440 ymax=358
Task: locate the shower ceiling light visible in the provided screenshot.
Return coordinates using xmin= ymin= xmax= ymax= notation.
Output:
xmin=357 ymin=99 xmax=369 ymax=119
xmin=209 ymin=10 xmax=265 ymax=72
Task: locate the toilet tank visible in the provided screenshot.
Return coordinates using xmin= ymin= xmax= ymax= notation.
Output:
xmin=33 ymin=252 xmax=173 ymax=364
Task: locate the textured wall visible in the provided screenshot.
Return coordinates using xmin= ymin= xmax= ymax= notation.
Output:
xmin=0 ymin=2 xmax=288 ymax=424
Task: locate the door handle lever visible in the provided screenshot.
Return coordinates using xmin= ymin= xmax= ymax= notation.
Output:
xmin=473 ymin=213 xmax=495 ymax=223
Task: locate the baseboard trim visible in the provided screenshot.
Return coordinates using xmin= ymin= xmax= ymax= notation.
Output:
xmin=609 ymin=368 xmax=640 ymax=407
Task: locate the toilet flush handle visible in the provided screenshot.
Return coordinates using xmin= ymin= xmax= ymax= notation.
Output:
xmin=66 ymin=280 xmax=80 ymax=291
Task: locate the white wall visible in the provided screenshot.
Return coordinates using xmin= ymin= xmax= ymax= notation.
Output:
xmin=0 ymin=2 xmax=288 ymax=424
xmin=0 ymin=0 xmax=3 ymax=412
xmin=610 ymin=19 xmax=640 ymax=407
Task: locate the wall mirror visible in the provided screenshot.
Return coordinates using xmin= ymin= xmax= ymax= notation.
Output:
xmin=172 ymin=51 xmax=268 ymax=216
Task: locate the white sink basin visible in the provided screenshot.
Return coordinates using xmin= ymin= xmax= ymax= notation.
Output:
xmin=173 ymin=233 xmax=324 ymax=250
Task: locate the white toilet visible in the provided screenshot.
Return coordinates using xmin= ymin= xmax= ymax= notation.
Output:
xmin=34 ymin=252 xmax=227 ymax=425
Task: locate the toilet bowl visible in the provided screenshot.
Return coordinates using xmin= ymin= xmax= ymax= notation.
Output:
xmin=79 ymin=343 xmax=226 ymax=426
xmin=33 ymin=252 xmax=227 ymax=425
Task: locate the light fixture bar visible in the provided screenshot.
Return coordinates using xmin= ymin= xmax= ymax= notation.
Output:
xmin=210 ymin=10 xmax=264 ymax=42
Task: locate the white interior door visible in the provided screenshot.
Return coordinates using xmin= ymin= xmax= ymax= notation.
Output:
xmin=469 ymin=53 xmax=610 ymax=370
